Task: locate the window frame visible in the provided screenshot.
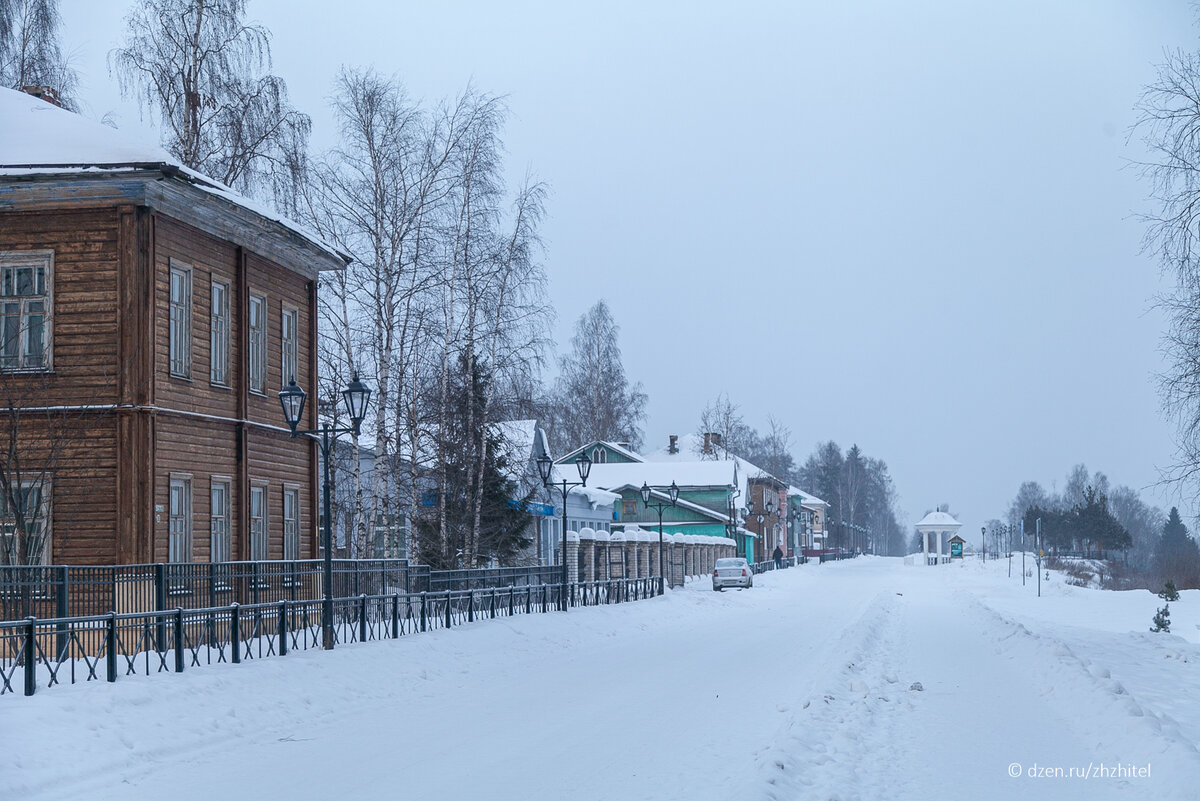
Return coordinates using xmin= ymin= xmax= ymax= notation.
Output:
xmin=282 ymin=483 xmax=300 ymax=561
xmin=168 ymin=260 xmax=193 ymax=379
xmin=280 ymin=304 xmax=299 ymax=388
xmin=0 ymin=479 xmax=51 ymax=565
xmin=210 ymin=476 xmax=232 ymax=565
xmin=249 ymin=481 xmax=268 ymax=561
xmin=210 ymin=278 xmax=231 ymax=387
xmin=0 ymin=250 xmax=53 ymax=373
xmin=168 ymin=474 xmax=193 ymax=564
xmin=248 ymin=293 xmax=267 ymax=395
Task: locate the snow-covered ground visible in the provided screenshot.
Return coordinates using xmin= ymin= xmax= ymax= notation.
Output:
xmin=3 ymin=557 xmax=1198 ymax=800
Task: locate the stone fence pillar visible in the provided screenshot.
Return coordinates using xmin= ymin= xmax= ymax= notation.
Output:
xmin=608 ymin=531 xmax=626 ymax=579
xmin=566 ymin=531 xmax=580 ymax=584
xmin=579 ymin=528 xmax=596 ymax=582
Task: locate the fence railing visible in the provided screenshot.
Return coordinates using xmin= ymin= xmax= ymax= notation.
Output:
xmin=750 ymin=555 xmax=803 ymax=574
xmin=0 ymin=559 xmax=582 ymax=622
xmin=1 ymin=575 xmax=663 ymax=697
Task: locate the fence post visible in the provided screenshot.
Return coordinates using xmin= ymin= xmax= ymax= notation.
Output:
xmin=360 ymin=594 xmax=368 ymax=642
xmin=251 ymin=562 xmax=260 ymax=605
xmin=173 ymin=608 xmax=184 ymax=673
xmin=230 ymin=603 xmax=241 ymax=664
xmin=467 ymin=590 xmax=474 ymax=623
xmin=391 ymin=593 xmax=400 ymax=638
xmin=420 ymin=592 xmax=427 ymax=632
xmin=56 ymin=565 xmax=69 ymax=659
xmin=490 ymin=589 xmax=497 ymax=619
xmin=278 ymin=601 xmax=289 ymax=656
xmin=508 ymin=586 xmax=514 ymax=616
xmin=106 ymin=612 xmax=117 ymax=683
xmin=23 ymin=617 xmax=36 ymax=696
xmin=154 ymin=563 xmax=167 ymax=650
xmin=445 ymin=592 xmax=452 ymax=628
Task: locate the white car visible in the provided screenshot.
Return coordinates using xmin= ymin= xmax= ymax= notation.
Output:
xmin=712 ymin=557 xmax=752 ymax=590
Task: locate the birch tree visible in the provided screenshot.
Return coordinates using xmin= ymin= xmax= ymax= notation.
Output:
xmin=110 ymin=0 xmax=309 ymax=202
xmin=0 ymin=0 xmax=77 ymax=109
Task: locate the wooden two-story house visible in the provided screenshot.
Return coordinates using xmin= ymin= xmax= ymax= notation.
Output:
xmin=0 ymin=87 xmax=347 ymax=567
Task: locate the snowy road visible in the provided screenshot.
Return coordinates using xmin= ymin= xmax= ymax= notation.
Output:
xmin=4 ymin=558 xmax=1199 ymax=800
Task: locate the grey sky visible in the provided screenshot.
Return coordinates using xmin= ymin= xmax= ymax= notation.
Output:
xmin=60 ymin=0 xmax=1193 ymax=532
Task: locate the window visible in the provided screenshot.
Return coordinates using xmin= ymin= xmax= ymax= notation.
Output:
xmin=0 ymin=482 xmax=49 ymax=564
xmin=281 ymin=306 xmax=298 ymax=387
xmin=210 ymin=280 xmax=230 ymax=386
xmin=249 ymin=483 xmax=267 ymax=560
xmin=591 ymin=447 xmax=607 ymax=464
xmin=0 ymin=250 xmax=52 ymax=371
xmin=622 ymin=499 xmax=637 ymax=517
xmin=282 ymin=485 xmax=299 ymax=561
xmin=169 ymin=261 xmax=192 ymax=378
xmin=248 ymin=295 xmax=266 ymax=393
xmin=168 ymin=476 xmax=193 ymax=563
xmin=210 ymin=478 xmax=231 ymax=564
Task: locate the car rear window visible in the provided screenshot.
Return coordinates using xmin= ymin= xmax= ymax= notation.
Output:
xmin=715 ymin=558 xmax=744 ymax=568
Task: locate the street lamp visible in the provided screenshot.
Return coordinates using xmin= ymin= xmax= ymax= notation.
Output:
xmin=640 ymin=480 xmax=679 ymax=594
xmin=536 ymin=452 xmax=591 ymax=608
xmin=788 ymin=507 xmax=803 ymax=561
xmin=981 ymin=525 xmax=986 ymax=562
xmin=279 ymin=375 xmax=372 ymax=650
xmin=746 ymin=495 xmax=774 ymax=563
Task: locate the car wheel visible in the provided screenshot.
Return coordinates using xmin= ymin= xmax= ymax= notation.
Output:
xmin=747 ymin=579 xmax=753 ymax=588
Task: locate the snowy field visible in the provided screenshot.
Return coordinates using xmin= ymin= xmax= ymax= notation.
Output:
xmin=3 ymin=557 xmax=1199 ymax=801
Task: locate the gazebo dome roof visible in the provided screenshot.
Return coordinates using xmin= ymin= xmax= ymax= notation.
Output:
xmin=915 ymin=510 xmax=962 ymax=529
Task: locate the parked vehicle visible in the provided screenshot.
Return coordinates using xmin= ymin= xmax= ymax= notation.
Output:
xmin=712 ymin=557 xmax=752 ymax=591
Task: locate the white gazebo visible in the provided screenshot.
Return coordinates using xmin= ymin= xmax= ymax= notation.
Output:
xmin=915 ymin=510 xmax=962 ymax=565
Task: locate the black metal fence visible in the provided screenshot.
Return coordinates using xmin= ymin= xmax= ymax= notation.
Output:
xmin=1 ymin=575 xmax=662 ymax=697
xmin=0 ymin=560 xmax=583 ymax=622
xmin=750 ymin=555 xmax=802 ymax=574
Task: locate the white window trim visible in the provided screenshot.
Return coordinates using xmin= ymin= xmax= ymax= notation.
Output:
xmin=210 ymin=279 xmax=231 ymax=387
xmin=0 ymin=250 xmax=53 ymax=373
xmin=248 ymin=294 xmax=267 ymax=395
xmin=168 ymin=259 xmax=193 ymax=379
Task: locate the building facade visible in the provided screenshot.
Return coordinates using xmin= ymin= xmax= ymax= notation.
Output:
xmin=0 ymin=87 xmax=345 ymax=567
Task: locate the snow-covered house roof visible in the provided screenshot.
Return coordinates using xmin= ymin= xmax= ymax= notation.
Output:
xmin=0 ymin=87 xmax=348 ymax=271
xmin=558 ymin=440 xmax=643 ymax=464
xmin=788 ymin=485 xmax=829 ymax=509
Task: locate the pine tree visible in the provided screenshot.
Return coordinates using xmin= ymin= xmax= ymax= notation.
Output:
xmin=1155 ymin=507 xmax=1200 ymax=589
xmin=1151 ymin=604 xmax=1171 ymax=633
xmin=1159 ymin=579 xmax=1180 ymax=602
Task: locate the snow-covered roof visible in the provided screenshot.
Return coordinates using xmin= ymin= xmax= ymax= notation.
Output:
xmin=587 ymin=460 xmax=743 ymax=499
xmin=788 ymin=485 xmax=829 ymax=508
xmin=916 ymin=511 xmax=962 ymax=529
xmin=558 ymin=440 xmax=644 ymax=464
xmin=493 ymin=420 xmax=538 ymax=468
xmin=0 ymin=87 xmax=347 ymax=267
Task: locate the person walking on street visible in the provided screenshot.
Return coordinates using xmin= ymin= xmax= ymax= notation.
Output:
xmin=773 ymin=545 xmax=783 ymax=569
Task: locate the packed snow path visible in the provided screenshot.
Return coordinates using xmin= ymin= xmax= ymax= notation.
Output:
xmin=4 ymin=558 xmax=1199 ymax=800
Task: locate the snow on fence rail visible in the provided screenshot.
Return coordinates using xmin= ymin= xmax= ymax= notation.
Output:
xmin=0 ymin=577 xmax=662 ymax=697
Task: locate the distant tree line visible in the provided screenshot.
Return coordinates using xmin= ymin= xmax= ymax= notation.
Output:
xmin=1005 ymin=464 xmax=1200 ymax=588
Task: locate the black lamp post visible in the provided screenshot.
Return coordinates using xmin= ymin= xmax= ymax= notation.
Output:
xmin=981 ymin=525 xmax=986 ymax=562
xmin=746 ymin=495 xmax=775 ymax=563
xmin=536 ymin=452 xmax=591 ymax=609
xmin=279 ymin=375 xmax=371 ymax=651
xmin=640 ymin=480 xmax=679 ymax=594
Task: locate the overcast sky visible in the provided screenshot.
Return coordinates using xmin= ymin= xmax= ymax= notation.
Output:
xmin=60 ymin=0 xmax=1195 ymax=532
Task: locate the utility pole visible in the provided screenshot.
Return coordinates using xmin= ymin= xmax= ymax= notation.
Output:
xmin=1035 ymin=517 xmax=1042 ymax=598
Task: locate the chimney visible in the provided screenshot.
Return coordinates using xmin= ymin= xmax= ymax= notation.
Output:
xmin=21 ymin=86 xmax=63 ymax=107
xmin=703 ymin=433 xmax=711 ymax=454
xmin=617 ymin=442 xmax=630 ymax=450
xmin=668 ymin=434 xmax=678 ymax=454
xmin=710 ymin=432 xmax=723 ymax=448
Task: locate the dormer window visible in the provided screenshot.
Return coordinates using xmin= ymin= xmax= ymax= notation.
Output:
xmin=592 ymin=447 xmax=607 ymax=464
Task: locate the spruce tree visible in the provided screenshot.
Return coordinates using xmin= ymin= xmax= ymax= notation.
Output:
xmin=1156 ymin=508 xmax=1200 ymax=588
xmin=1159 ymin=579 xmax=1180 ymax=602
